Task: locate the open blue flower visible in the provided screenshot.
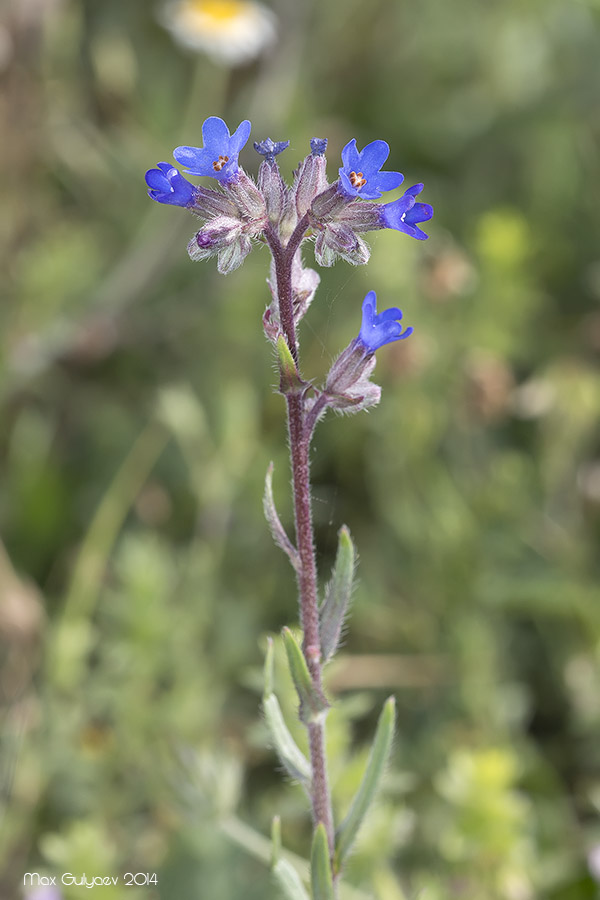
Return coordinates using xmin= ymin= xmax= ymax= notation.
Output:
xmin=145 ymin=162 xmax=198 ymax=207
xmin=339 ymin=139 xmax=404 ymax=200
xmin=381 ymin=183 xmax=433 ymax=240
xmin=357 ymin=291 xmax=413 ymax=352
xmin=174 ymin=116 xmax=251 ymax=183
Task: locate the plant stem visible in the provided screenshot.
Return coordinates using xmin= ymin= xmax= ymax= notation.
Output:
xmin=265 ymin=221 xmax=335 ymax=859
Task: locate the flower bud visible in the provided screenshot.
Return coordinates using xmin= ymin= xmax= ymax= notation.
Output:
xmin=225 ymin=170 xmax=268 ymax=222
xmin=324 ymin=341 xmax=381 ymax=414
xmin=217 ymin=235 xmax=252 ymax=274
xmin=294 ymin=153 xmax=329 ymax=217
xmin=292 ymin=258 xmax=320 ymax=324
xmin=314 ymin=224 xmax=370 ymax=267
xmin=258 ymin=160 xmax=287 ymax=224
xmin=188 ymin=216 xmax=243 ymax=260
xmin=191 ymin=186 xmax=241 ymax=220
xmin=309 ymin=182 xmax=350 ymax=220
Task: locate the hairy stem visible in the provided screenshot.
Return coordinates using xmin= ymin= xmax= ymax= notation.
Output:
xmin=266 ymin=221 xmax=335 ymax=859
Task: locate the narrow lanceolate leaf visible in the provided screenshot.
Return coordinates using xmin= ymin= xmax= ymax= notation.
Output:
xmin=263 ymin=639 xmax=311 ymax=788
xmin=263 ymin=695 xmax=312 ymax=788
xmin=277 ymin=335 xmax=305 ymax=395
xmin=311 ymin=824 xmax=334 ymax=900
xmin=271 ymin=817 xmax=311 ymax=900
xmin=264 ymin=463 xmax=300 ymax=572
xmin=319 ymin=525 xmax=355 ymax=662
xmin=334 ymin=697 xmax=396 ymax=873
xmin=282 ymin=628 xmax=329 ymax=725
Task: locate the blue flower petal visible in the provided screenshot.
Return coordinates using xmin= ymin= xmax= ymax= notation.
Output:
xmin=341 ymin=139 xmax=361 ymax=172
xmin=339 ymin=168 xmax=358 ymax=197
xmin=357 ymin=139 xmax=390 ymax=174
xmin=371 ymin=171 xmax=404 ymax=192
xmin=173 ymin=145 xmax=212 ymax=173
xmin=404 ymin=202 xmax=433 ymax=226
xmin=201 ymin=116 xmax=230 ymax=150
xmin=145 ymin=168 xmax=169 ymax=190
xmin=229 ymin=119 xmax=252 ymax=154
xmin=378 ymin=306 xmax=403 ymax=322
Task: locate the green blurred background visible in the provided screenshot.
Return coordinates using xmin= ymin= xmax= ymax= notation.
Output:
xmin=1 ymin=0 xmax=600 ymax=897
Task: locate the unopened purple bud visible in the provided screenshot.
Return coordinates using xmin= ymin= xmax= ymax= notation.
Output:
xmin=254 ymin=137 xmax=290 ymax=163
xmin=188 ymin=216 xmax=243 ymax=260
xmin=310 ymin=138 xmax=328 ymax=156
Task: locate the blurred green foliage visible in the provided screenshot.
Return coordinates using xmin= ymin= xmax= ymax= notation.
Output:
xmin=1 ymin=0 xmax=599 ymax=898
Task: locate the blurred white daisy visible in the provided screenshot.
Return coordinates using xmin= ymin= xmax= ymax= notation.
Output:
xmin=160 ymin=0 xmax=277 ymax=66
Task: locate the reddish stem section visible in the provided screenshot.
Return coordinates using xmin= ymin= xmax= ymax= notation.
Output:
xmin=265 ymin=220 xmax=335 ymax=856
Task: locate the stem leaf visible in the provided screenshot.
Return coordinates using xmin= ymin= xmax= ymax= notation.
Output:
xmin=310 ymin=823 xmax=334 ymax=900
xmin=272 ymin=818 xmax=311 ymax=900
xmin=282 ymin=628 xmax=329 ymax=725
xmin=334 ymin=696 xmax=396 ymax=872
xmin=264 ymin=463 xmax=300 ymax=571
xmin=263 ymin=639 xmax=311 ymax=788
xmin=319 ymin=525 xmax=355 ymax=662
xmin=277 ymin=335 xmax=305 ymax=395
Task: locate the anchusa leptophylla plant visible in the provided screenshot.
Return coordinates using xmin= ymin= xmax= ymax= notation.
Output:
xmin=146 ymin=117 xmax=432 ymax=897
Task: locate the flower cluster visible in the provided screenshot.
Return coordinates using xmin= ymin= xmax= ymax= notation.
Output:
xmin=146 ymin=116 xmax=431 ymax=403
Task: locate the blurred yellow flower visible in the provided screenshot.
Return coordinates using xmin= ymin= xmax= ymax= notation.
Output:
xmin=161 ymin=0 xmax=276 ymax=66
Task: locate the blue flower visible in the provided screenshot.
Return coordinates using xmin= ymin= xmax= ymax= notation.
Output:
xmin=357 ymin=291 xmax=413 ymax=352
xmin=339 ymin=139 xmax=404 ymax=200
xmin=145 ymin=162 xmax=198 ymax=207
xmin=381 ymin=183 xmax=433 ymax=240
xmin=254 ymin=137 xmax=290 ymax=162
xmin=174 ymin=116 xmax=251 ymax=183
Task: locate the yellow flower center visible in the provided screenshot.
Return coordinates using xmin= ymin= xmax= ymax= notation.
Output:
xmin=188 ymin=0 xmax=247 ymax=21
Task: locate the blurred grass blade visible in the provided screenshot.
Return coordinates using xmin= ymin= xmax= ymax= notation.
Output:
xmin=274 ymin=858 xmax=311 ymax=900
xmin=319 ymin=525 xmax=355 ymax=662
xmin=272 ymin=817 xmax=311 ymax=900
xmin=264 ymin=463 xmax=300 ymax=571
xmin=311 ymin=823 xmax=334 ymax=900
xmin=335 ymin=697 xmax=396 ymax=872
xmin=263 ymin=639 xmax=312 ymax=789
xmin=283 ymin=628 xmax=329 ymax=725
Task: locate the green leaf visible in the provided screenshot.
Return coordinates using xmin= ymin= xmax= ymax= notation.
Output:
xmin=310 ymin=824 xmax=334 ymax=900
xmin=263 ymin=639 xmax=311 ymax=788
xmin=273 ymin=859 xmax=311 ymax=900
xmin=319 ymin=525 xmax=355 ymax=662
xmin=264 ymin=463 xmax=300 ymax=571
xmin=282 ymin=628 xmax=329 ymax=725
xmin=334 ymin=697 xmax=396 ymax=872
xmin=277 ymin=335 xmax=305 ymax=395
xmin=272 ymin=817 xmax=311 ymax=900
xmin=263 ymin=695 xmax=312 ymax=788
